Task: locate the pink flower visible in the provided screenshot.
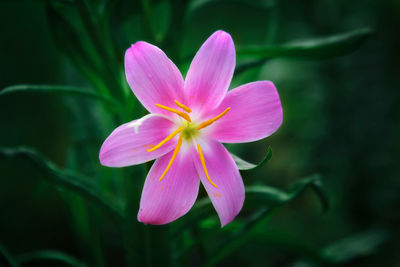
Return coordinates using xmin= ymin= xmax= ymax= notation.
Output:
xmin=99 ymin=30 xmax=283 ymax=227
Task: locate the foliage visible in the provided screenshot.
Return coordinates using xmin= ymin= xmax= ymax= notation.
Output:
xmin=1 ymin=0 xmax=395 ymax=266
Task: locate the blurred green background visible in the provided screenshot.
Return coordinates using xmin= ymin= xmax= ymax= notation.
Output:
xmin=1 ymin=0 xmax=399 ymax=266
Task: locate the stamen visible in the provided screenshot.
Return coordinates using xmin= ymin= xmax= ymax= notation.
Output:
xmin=174 ymin=100 xmax=192 ymax=113
xmin=159 ymin=135 xmax=183 ymax=182
xmin=156 ymin=104 xmax=191 ymax=122
xmin=147 ymin=126 xmax=184 ymax=152
xmin=197 ymin=144 xmax=217 ymax=187
xmin=197 ymin=107 xmax=231 ymax=130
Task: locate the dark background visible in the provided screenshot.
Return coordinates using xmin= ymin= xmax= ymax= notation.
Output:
xmin=1 ymin=0 xmax=399 ymax=266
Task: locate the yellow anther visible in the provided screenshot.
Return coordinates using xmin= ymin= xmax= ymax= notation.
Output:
xmin=159 ymin=135 xmax=183 ymax=182
xmin=197 ymin=107 xmax=231 ymax=130
xmin=156 ymin=104 xmax=191 ymax=122
xmin=197 ymin=144 xmax=217 ymax=188
xmin=147 ymin=127 xmax=184 ymax=152
xmin=174 ymin=100 xmax=192 ymax=113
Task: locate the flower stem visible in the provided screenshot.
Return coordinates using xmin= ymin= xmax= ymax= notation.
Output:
xmin=123 ymin=166 xmax=152 ymax=267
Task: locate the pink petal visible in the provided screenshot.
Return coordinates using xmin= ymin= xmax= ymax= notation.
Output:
xmin=193 ymin=139 xmax=244 ymax=227
xmin=184 ymin=30 xmax=235 ymax=113
xmin=125 ymin=42 xmax=185 ymax=115
xmin=208 ymin=81 xmax=283 ymax=143
xmin=138 ymin=148 xmax=199 ymax=225
xmin=99 ymin=114 xmax=177 ymax=167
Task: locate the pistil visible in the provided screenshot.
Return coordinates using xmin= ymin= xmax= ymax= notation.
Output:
xmin=146 ymin=101 xmax=230 ymax=187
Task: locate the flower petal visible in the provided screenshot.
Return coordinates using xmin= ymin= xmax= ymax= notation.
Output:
xmin=138 ymin=148 xmax=199 ymax=225
xmin=99 ymin=114 xmax=177 ymax=167
xmin=193 ymin=139 xmax=244 ymax=227
xmin=184 ymin=30 xmax=235 ymax=113
xmin=125 ymin=41 xmax=185 ymax=115
xmin=208 ymin=81 xmax=283 ymax=143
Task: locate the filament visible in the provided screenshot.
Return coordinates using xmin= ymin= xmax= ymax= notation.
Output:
xmin=174 ymin=100 xmax=192 ymax=113
xmin=156 ymin=104 xmax=191 ymax=122
xmin=197 ymin=144 xmax=217 ymax=187
xmin=147 ymin=127 xmax=184 ymax=152
xmin=197 ymin=108 xmax=231 ymax=130
xmin=159 ymin=135 xmax=183 ymax=182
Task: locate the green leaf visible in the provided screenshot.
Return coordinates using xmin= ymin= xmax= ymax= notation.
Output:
xmin=0 ymin=84 xmax=121 ymax=112
xmin=160 ymin=0 xmax=190 ymax=63
xmin=204 ymin=208 xmax=274 ymax=267
xmin=172 ymin=174 xmax=328 ymax=236
xmin=189 ymin=0 xmax=279 ymax=12
xmin=246 ymin=174 xmax=329 ymax=212
xmin=151 ymin=0 xmax=171 ymax=43
xmin=0 ymin=244 xmax=19 ymax=267
xmin=234 ymin=59 xmax=266 ymax=76
xmin=322 ymin=229 xmax=388 ymax=263
xmin=0 ymin=147 xmax=124 ymax=221
xmin=202 ymin=175 xmax=329 ymax=266
xmin=45 ymin=1 xmax=124 ymax=100
xmin=237 ymin=28 xmax=372 ymax=63
xmin=45 ymin=2 xmax=107 ymax=94
xmin=231 ymin=146 xmax=272 ymax=171
xmin=123 ymin=166 xmax=154 ymax=267
xmin=289 ymin=228 xmax=389 ymax=266
xmin=16 ymin=250 xmax=87 ymax=267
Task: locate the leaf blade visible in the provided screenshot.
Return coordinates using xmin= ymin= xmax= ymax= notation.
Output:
xmin=322 ymin=229 xmax=388 ymax=263
xmin=237 ymin=28 xmax=372 ymax=60
xmin=0 ymin=244 xmax=19 ymax=267
xmin=16 ymin=250 xmax=87 ymax=267
xmin=246 ymin=173 xmax=329 ymax=212
xmin=203 ymin=175 xmax=329 ymax=266
xmin=172 ymin=174 xmax=328 ymax=237
xmin=231 ymin=146 xmax=272 ymax=171
xmin=0 ymin=146 xmax=124 ymax=221
xmin=0 ymin=84 xmax=121 ymax=111
xmin=204 ymin=208 xmax=274 ymax=267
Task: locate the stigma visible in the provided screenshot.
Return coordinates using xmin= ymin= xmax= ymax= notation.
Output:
xmin=181 ymin=121 xmax=199 ymax=140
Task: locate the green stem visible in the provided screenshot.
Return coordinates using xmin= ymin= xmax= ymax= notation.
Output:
xmin=161 ymin=0 xmax=189 ymax=63
xmin=123 ymin=166 xmax=172 ymax=267
xmin=147 ymin=225 xmax=171 ymax=267
xmin=0 ymin=244 xmax=18 ymax=267
xmin=16 ymin=250 xmax=86 ymax=267
xmin=123 ymin=166 xmax=151 ymax=267
xmin=76 ymin=0 xmax=125 ymax=101
xmin=204 ymin=208 xmax=274 ymax=266
xmin=141 ymin=0 xmax=155 ymax=42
